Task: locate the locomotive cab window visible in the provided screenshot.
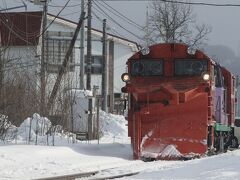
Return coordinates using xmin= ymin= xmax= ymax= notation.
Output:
xmin=175 ymin=59 xmax=208 ymax=76
xmin=131 ymin=60 xmax=163 ymax=76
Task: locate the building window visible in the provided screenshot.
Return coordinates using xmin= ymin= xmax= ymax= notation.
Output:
xmin=45 ymin=31 xmax=75 ymax=73
xmin=85 ymin=55 xmax=103 ymax=74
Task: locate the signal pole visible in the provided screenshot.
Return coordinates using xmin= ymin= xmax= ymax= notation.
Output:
xmin=101 ymin=19 xmax=107 ymax=111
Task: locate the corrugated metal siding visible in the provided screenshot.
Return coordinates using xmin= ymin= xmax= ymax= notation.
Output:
xmin=0 ymin=11 xmax=42 ymax=46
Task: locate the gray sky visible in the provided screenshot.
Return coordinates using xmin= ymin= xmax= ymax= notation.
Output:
xmin=1 ymin=0 xmax=240 ymax=55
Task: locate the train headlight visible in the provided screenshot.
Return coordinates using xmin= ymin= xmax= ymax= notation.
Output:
xmin=187 ymin=46 xmax=196 ymax=55
xmin=141 ymin=46 xmax=150 ymax=55
xmin=121 ymin=73 xmax=130 ymax=82
xmin=202 ymin=73 xmax=210 ymax=81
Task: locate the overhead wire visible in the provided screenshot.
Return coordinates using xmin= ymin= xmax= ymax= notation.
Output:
xmin=91 ymin=8 xmax=127 ymax=39
xmin=93 ymin=0 xmax=240 ymax=7
xmin=38 ymin=0 xmax=72 ymax=38
xmin=0 ymin=0 xmax=87 ymax=91
xmin=92 ymin=0 xmax=143 ymax=41
xmin=61 ymin=10 xmax=82 ymax=17
xmin=48 ymin=3 xmax=81 ymax=8
xmin=98 ymin=1 xmax=144 ymax=30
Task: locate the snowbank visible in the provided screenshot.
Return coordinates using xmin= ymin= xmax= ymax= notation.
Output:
xmin=100 ymin=110 xmax=128 ymax=138
xmin=1 ymin=111 xmax=128 ymax=145
xmin=1 ymin=112 xmax=240 ymax=180
xmin=17 ymin=113 xmax=51 ymax=142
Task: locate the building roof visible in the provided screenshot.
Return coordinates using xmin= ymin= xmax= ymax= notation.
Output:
xmin=47 ymin=13 xmax=139 ymax=51
xmin=0 ymin=11 xmax=42 ymax=46
xmin=0 ymin=11 xmax=139 ymax=51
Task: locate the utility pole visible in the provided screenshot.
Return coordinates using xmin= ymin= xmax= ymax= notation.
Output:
xmin=146 ymin=6 xmax=150 ymax=46
xmin=101 ymin=19 xmax=107 ymax=111
xmin=47 ymin=12 xmax=86 ymax=112
xmin=108 ymin=40 xmax=114 ymax=113
xmin=79 ymin=0 xmax=85 ymax=89
xmin=40 ymin=0 xmax=48 ymax=116
xmin=86 ymin=0 xmax=93 ymax=139
xmin=86 ymin=0 xmax=92 ymax=90
xmin=0 ymin=49 xmax=3 ymax=102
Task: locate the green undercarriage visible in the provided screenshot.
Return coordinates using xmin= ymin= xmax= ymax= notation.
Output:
xmin=214 ymin=123 xmax=231 ymax=132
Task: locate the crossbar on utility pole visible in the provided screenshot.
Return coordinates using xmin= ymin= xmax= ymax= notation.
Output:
xmin=47 ymin=11 xmax=86 ymax=112
xmin=101 ymin=19 xmax=108 ymax=111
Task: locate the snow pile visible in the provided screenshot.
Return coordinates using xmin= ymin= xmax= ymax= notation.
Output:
xmin=0 ymin=113 xmax=77 ymax=145
xmin=17 ymin=113 xmax=51 ymax=142
xmin=140 ymin=130 xmax=182 ymax=159
xmin=100 ymin=111 xmax=128 ymax=139
xmin=1 ymin=111 xmax=129 ymax=145
xmin=158 ymin=145 xmax=182 ymax=158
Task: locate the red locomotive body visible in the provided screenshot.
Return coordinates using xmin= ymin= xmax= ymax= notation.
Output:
xmin=121 ymin=43 xmax=236 ymax=160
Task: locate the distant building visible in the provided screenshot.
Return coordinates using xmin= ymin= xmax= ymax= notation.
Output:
xmin=0 ymin=11 xmax=139 ymax=130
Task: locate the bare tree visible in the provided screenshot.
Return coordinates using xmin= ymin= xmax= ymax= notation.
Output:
xmin=146 ymin=1 xmax=211 ymax=47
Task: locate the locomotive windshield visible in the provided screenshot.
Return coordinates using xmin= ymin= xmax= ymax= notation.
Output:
xmin=131 ymin=60 xmax=163 ymax=76
xmin=175 ymin=59 xmax=208 ymax=75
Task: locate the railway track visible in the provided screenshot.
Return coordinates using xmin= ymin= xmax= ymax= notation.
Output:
xmin=88 ymin=171 xmax=139 ymax=180
xmin=36 ymin=169 xmax=139 ymax=180
xmin=36 ymin=170 xmax=99 ymax=180
xmin=35 ymin=161 xmax=144 ymax=180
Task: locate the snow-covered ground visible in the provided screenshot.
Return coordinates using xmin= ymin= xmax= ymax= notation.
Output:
xmin=1 ymin=112 xmax=240 ymax=180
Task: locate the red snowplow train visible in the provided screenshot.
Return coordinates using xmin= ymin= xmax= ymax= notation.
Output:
xmin=121 ymin=43 xmax=237 ymax=160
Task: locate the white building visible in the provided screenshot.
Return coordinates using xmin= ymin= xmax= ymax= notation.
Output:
xmin=0 ymin=11 xmax=139 ymax=132
xmin=46 ymin=13 xmax=139 ymax=112
xmin=0 ymin=11 xmax=138 ymax=108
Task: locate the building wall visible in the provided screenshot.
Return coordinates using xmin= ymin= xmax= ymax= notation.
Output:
xmin=1 ymin=18 xmax=137 ymax=121
xmin=2 ymin=46 xmax=39 ymax=83
xmin=47 ymin=19 xmax=137 ymax=94
xmin=113 ymin=42 xmax=135 ymax=93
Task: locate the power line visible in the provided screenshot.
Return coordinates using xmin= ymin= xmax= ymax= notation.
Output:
xmin=48 ymin=3 xmax=81 ymax=8
xmin=94 ymin=0 xmax=240 ymax=7
xmin=93 ymin=1 xmax=143 ymax=41
xmin=159 ymin=0 xmax=240 ymax=7
xmin=61 ymin=10 xmax=81 ymax=16
xmin=38 ymin=0 xmax=72 ymax=38
xmin=91 ymin=9 xmax=127 ymax=39
xmin=98 ymin=1 xmax=143 ymax=30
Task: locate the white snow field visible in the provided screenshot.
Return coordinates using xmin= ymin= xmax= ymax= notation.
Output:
xmin=0 ymin=112 xmax=240 ymax=180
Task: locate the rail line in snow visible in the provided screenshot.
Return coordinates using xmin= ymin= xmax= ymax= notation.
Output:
xmin=88 ymin=171 xmax=140 ymax=180
xmin=35 ymin=169 xmax=140 ymax=180
xmin=35 ymin=170 xmax=99 ymax=180
xmin=35 ymin=161 xmax=144 ymax=180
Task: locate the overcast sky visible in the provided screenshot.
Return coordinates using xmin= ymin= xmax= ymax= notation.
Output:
xmin=1 ymin=0 xmax=240 ymax=55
